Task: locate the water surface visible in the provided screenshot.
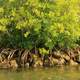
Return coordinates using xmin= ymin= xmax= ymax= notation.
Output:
xmin=0 ymin=66 xmax=80 ymax=80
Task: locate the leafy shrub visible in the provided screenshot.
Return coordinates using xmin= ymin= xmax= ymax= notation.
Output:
xmin=39 ymin=48 xmax=49 ymax=55
xmin=0 ymin=0 xmax=80 ymax=51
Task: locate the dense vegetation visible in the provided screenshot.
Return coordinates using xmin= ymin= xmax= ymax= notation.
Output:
xmin=0 ymin=0 xmax=80 ymax=52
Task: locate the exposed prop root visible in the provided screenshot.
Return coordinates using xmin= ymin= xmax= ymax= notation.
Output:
xmin=0 ymin=47 xmax=80 ymax=69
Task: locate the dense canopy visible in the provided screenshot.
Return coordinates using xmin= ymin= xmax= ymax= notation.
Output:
xmin=0 ymin=0 xmax=80 ymax=51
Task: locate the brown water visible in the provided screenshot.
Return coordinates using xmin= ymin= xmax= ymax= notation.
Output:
xmin=0 ymin=66 xmax=80 ymax=80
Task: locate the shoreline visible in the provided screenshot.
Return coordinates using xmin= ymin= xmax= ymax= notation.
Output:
xmin=0 ymin=47 xmax=80 ymax=69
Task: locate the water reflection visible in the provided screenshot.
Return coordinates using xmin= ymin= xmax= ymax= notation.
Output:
xmin=0 ymin=66 xmax=80 ymax=80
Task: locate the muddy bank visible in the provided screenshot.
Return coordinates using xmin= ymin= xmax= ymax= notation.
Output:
xmin=0 ymin=47 xmax=80 ymax=69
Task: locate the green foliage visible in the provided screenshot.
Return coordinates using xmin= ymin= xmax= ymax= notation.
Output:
xmin=39 ymin=48 xmax=49 ymax=55
xmin=0 ymin=0 xmax=80 ymax=51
